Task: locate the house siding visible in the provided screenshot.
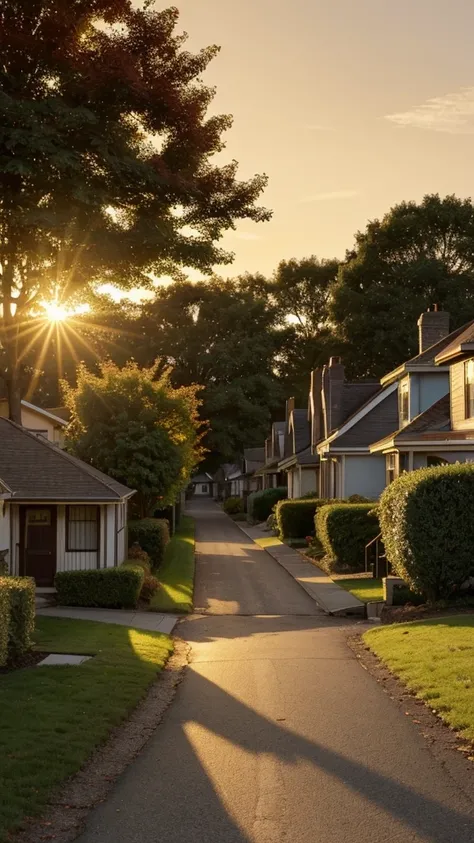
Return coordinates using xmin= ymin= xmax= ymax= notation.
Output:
xmin=0 ymin=502 xmax=10 ymax=565
xmin=411 ymin=372 xmax=450 ymax=419
xmin=344 ymin=455 xmax=386 ymax=499
xmin=10 ymin=504 xmax=20 ymax=575
xmin=58 ymin=505 xmax=101 ymax=571
xmin=301 ymin=468 xmax=318 ymax=496
xmin=413 ymin=451 xmax=474 ymax=470
xmin=450 ymin=360 xmax=474 ymax=430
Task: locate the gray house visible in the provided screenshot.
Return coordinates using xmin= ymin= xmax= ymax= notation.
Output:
xmin=370 ymin=313 xmax=474 ymax=479
xmin=278 ymin=399 xmax=319 ymax=498
xmin=253 ymin=422 xmax=287 ymax=490
xmin=0 ymin=418 xmax=134 ymax=589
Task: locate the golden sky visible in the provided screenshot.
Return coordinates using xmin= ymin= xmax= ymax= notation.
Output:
xmin=142 ymin=1 xmax=474 ymax=279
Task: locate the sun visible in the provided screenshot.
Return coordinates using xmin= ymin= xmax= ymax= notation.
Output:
xmin=42 ymin=300 xmax=70 ymax=322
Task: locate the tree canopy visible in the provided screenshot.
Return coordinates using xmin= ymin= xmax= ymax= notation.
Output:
xmin=331 ymin=194 xmax=474 ymax=378
xmin=0 ymin=1 xmax=269 ymax=420
xmin=63 ymin=360 xmax=203 ymax=517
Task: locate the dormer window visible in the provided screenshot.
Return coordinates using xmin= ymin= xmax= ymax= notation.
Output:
xmin=399 ymin=378 xmax=409 ymax=427
xmin=465 ymin=360 xmax=474 ymax=418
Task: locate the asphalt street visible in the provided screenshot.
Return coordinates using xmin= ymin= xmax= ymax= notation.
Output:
xmin=76 ymin=499 xmax=474 ymax=843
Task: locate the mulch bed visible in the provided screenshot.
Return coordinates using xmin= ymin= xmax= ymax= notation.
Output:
xmin=0 ymin=651 xmax=49 ymax=675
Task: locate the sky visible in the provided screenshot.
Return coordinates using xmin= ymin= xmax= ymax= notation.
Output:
xmin=138 ymin=1 xmax=474 ymax=280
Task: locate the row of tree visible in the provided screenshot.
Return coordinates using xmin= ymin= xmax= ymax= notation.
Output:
xmin=3 ymin=5 xmax=474 ymax=478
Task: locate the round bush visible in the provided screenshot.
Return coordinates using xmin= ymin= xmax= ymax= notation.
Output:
xmin=128 ymin=518 xmax=170 ymax=569
xmin=379 ymin=463 xmax=474 ymax=601
xmin=223 ymin=496 xmax=244 ymax=515
xmin=247 ymin=488 xmax=287 ymax=523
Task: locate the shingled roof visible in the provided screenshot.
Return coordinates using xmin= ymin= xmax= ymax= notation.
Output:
xmin=0 ymin=418 xmax=134 ymax=501
xmin=434 ymin=320 xmax=474 ymax=364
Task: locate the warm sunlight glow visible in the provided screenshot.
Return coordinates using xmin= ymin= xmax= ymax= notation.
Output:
xmin=43 ymin=301 xmax=70 ymax=322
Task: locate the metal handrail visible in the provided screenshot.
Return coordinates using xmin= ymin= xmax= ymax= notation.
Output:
xmin=365 ymin=532 xmax=383 ymax=573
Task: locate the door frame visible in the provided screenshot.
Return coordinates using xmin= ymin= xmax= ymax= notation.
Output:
xmin=19 ymin=505 xmax=58 ymax=584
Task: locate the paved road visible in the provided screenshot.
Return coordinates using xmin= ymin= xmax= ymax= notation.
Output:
xmin=77 ymin=499 xmax=474 ymax=843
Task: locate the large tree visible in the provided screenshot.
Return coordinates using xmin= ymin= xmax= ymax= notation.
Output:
xmin=64 ymin=360 xmax=203 ymax=517
xmin=0 ymin=1 xmax=269 ymax=420
xmin=331 ymin=194 xmax=474 ymax=378
xmin=136 ymin=277 xmax=283 ymax=466
xmin=270 ymin=256 xmax=341 ymax=402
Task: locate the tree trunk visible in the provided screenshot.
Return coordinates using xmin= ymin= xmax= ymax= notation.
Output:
xmin=6 ymin=369 xmax=22 ymax=423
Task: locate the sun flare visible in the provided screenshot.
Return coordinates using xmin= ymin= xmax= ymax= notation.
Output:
xmin=42 ymin=301 xmax=70 ymax=322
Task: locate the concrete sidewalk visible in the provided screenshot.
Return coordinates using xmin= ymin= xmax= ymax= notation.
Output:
xmin=37 ymin=606 xmax=178 ymax=635
xmin=237 ymin=521 xmax=365 ymax=616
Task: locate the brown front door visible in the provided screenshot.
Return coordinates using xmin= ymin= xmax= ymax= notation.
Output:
xmin=20 ymin=506 xmax=57 ymax=586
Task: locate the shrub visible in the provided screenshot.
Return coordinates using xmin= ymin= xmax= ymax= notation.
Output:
xmin=127 ymin=543 xmax=151 ymax=572
xmin=379 ymin=463 xmax=474 ymax=602
xmin=0 ymin=584 xmax=10 ymax=668
xmin=223 ymin=496 xmax=244 ymax=515
xmin=3 ymin=577 xmax=35 ymax=658
xmin=140 ymin=572 xmax=160 ymax=601
xmin=316 ymin=503 xmax=380 ymax=572
xmin=247 ymin=487 xmax=287 ymax=523
xmin=275 ymin=498 xmax=338 ymax=540
xmin=55 ymin=567 xmax=144 ymax=609
xmin=128 ymin=518 xmax=170 ymax=569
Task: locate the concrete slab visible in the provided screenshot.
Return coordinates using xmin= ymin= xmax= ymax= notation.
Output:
xmin=38 ymin=653 xmax=92 ymax=666
xmin=37 ymin=606 xmax=179 ymax=634
xmin=237 ymin=522 xmax=365 ymax=616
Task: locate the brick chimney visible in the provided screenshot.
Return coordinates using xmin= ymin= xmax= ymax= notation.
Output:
xmin=322 ymin=357 xmax=345 ymax=436
xmin=285 ymin=397 xmax=295 ymax=424
xmin=284 ymin=397 xmax=295 ymax=458
xmin=309 ymin=368 xmax=323 ymax=450
xmin=417 ymin=305 xmax=450 ymax=353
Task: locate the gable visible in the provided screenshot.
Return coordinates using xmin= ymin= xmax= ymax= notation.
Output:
xmin=333 ymin=391 xmax=399 ymax=448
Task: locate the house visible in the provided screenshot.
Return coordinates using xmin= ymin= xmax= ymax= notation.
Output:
xmin=191 ymin=472 xmax=213 ymax=496
xmin=314 ymin=358 xmax=396 ymax=499
xmin=278 ymin=399 xmax=319 ymax=498
xmin=0 ymin=399 xmax=68 ymax=446
xmin=369 ymin=312 xmax=474 ymax=479
xmin=0 ymin=418 xmax=134 ymax=588
xmin=222 ymin=449 xmax=266 ymax=500
xmin=253 ymin=422 xmax=287 ymax=490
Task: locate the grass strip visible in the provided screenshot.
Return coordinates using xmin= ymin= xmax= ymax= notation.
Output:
xmin=0 ymin=617 xmax=172 ymax=842
xmin=149 ymin=515 xmax=195 ymax=613
xmin=364 ymin=615 xmax=474 ymax=741
xmin=338 ymin=578 xmax=384 ymax=603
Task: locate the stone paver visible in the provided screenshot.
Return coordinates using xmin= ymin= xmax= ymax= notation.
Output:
xmin=37 ymin=653 xmax=92 ymax=667
xmin=37 ymin=606 xmax=177 ymax=635
xmin=238 ymin=522 xmax=365 ymax=616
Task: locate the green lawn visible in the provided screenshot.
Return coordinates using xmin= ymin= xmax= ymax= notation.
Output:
xmin=0 ymin=617 xmax=172 ymax=842
xmin=364 ymin=615 xmax=474 ymax=741
xmin=149 ymin=515 xmax=195 ymax=613
xmin=338 ymin=577 xmax=384 ymax=602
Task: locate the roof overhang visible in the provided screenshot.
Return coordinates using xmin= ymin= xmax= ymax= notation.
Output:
xmin=435 ymin=342 xmax=474 ymax=365
xmin=20 ymin=400 xmax=68 ymax=426
xmin=381 ymin=363 xmax=448 ymax=386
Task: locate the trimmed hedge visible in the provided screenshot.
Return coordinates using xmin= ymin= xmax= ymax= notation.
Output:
xmin=316 ymin=503 xmax=380 ymax=572
xmin=128 ymin=518 xmax=170 ymax=569
xmin=275 ymin=498 xmax=338 ymax=539
xmin=55 ymin=566 xmax=144 ymax=609
xmin=247 ymin=487 xmax=287 ymax=523
xmin=223 ymin=496 xmax=244 ymax=515
xmin=0 ymin=577 xmax=36 ymax=664
xmin=379 ymin=463 xmax=474 ymax=602
xmin=0 ymin=584 xmax=10 ymax=667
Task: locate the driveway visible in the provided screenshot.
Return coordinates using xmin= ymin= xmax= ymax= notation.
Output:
xmin=76 ymin=500 xmax=474 ymax=842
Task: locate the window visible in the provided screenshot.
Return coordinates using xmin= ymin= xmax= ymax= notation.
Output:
xmin=465 ymin=360 xmax=474 ymax=418
xmin=67 ymin=506 xmax=99 ymax=552
xmin=386 ymin=453 xmax=397 ymax=485
xmin=201 ymin=484 xmax=208 ymax=494
xmin=399 ymin=453 xmax=409 ymax=474
xmin=399 ymin=379 xmax=409 ymax=427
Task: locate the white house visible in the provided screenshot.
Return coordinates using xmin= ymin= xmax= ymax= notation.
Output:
xmin=0 ymin=418 xmax=134 ymax=589
xmin=192 ymin=472 xmax=213 ymax=496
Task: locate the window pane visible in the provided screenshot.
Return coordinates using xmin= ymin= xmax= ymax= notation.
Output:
xmin=67 ymin=507 xmax=98 ymax=550
xmin=466 ymin=361 xmax=474 ymax=418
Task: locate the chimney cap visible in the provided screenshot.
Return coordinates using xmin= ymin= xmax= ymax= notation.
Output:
xmin=329 ymin=356 xmax=342 ymax=366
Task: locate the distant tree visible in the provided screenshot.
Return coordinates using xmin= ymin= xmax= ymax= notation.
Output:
xmin=136 ymin=277 xmax=283 ymax=465
xmin=271 ymin=257 xmax=341 ymax=402
xmin=0 ymin=1 xmax=270 ymax=421
xmin=331 ymin=194 xmax=474 ymax=378
xmin=63 ymin=361 xmax=204 ymax=517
